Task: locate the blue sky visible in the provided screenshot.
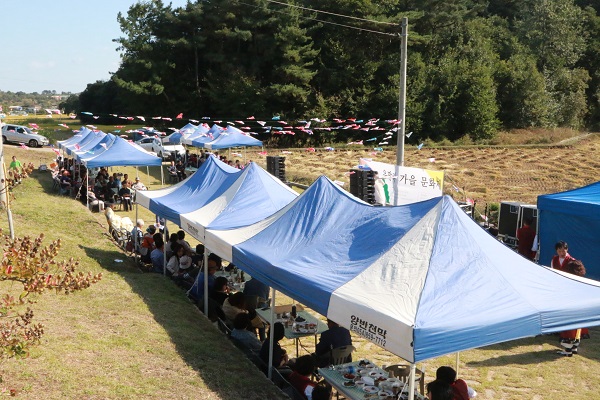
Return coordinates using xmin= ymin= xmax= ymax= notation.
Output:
xmin=0 ymin=0 xmax=188 ymax=94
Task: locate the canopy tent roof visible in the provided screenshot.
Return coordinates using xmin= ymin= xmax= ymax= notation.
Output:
xmin=206 ymin=176 xmax=600 ymax=363
xmin=80 ymin=136 xmax=162 ymax=168
xmin=74 ymin=133 xmax=116 ymax=163
xmin=70 ymin=130 xmax=109 ymax=156
xmin=189 ymin=124 xmax=223 ymax=148
xmin=204 ymin=128 xmax=263 ymax=150
xmin=135 ymin=156 xmax=240 ymax=225
xmin=57 ymin=127 xmax=92 ymax=150
xmin=179 ymin=162 xmax=298 ymax=241
xmin=538 ymin=181 xmax=600 ymax=279
xmin=166 ymin=123 xmax=197 ymax=144
xmin=182 ymin=124 xmax=210 ymax=146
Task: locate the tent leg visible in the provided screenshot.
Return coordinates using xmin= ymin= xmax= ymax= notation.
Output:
xmin=203 ymin=248 xmax=209 ymax=315
xmin=160 ymin=165 xmax=164 ymax=187
xmin=163 ymin=221 xmax=168 ymax=276
xmin=268 ymin=287 xmax=276 ymax=381
xmin=408 ymin=363 xmax=416 ymax=400
xmin=456 ymin=352 xmax=460 ymax=377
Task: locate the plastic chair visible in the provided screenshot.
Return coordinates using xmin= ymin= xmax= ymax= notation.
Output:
xmin=384 ymin=364 xmax=425 ymax=395
xmin=330 ymin=345 xmax=356 ymax=366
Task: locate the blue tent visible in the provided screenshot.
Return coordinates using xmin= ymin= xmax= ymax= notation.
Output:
xmin=206 ymin=176 xmax=600 ymax=363
xmin=135 ymin=156 xmax=241 ymax=225
xmin=189 ymin=124 xmax=224 ymax=148
xmin=70 ymin=131 xmax=109 ymax=156
xmin=75 ymin=133 xmax=117 ymax=163
xmin=166 ymin=123 xmax=197 ymax=144
xmin=538 ymin=181 xmax=600 ymax=279
xmin=58 ymin=127 xmax=92 ymax=152
xmin=204 ymin=128 xmax=263 ymax=150
xmin=82 ymin=136 xmax=162 ymax=168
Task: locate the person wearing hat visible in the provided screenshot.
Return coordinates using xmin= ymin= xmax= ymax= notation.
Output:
xmin=140 ymin=225 xmax=156 ymax=263
xmin=132 ymin=177 xmax=147 ymax=191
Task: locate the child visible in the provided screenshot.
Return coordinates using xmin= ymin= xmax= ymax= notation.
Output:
xmin=551 ymin=241 xmax=575 ymax=271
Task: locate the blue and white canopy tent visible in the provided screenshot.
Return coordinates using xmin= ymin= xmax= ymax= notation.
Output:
xmin=57 ymin=127 xmax=93 ymax=152
xmin=136 ymin=157 xmax=298 ymax=321
xmin=134 ymin=155 xmax=241 ymax=226
xmin=165 ymin=123 xmax=197 ymax=144
xmin=538 ymin=181 xmax=600 ymax=279
xmin=188 ymin=124 xmax=223 ymax=148
xmin=182 ymin=124 xmax=210 ymax=146
xmin=203 ymin=126 xmax=263 ymax=150
xmin=205 ymin=176 xmax=600 ymax=397
xmin=81 ymin=136 xmax=162 ymax=169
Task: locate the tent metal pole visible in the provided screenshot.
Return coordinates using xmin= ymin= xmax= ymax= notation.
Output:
xmin=268 ymin=287 xmax=276 ymax=380
xmin=203 ymin=248 xmax=209 ymax=315
xmin=408 ymin=363 xmax=416 ymax=400
xmin=456 ymin=352 xmax=460 ymax=377
xmin=163 ymin=221 xmax=168 ymax=276
xmin=160 ymin=165 xmax=164 ymax=187
xmin=86 ymin=168 xmax=89 ymax=210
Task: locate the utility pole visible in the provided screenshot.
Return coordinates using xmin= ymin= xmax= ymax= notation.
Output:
xmin=394 ymin=17 xmax=408 ymax=205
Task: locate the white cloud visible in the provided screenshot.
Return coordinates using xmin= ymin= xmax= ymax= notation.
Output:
xmin=30 ymin=60 xmax=57 ymax=70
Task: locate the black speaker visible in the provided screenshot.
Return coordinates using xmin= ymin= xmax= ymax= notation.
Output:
xmin=349 ymin=169 xmax=375 ymax=204
xmin=266 ymin=156 xmax=286 ymax=182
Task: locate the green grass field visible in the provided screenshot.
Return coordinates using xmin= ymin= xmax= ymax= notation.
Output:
xmin=1 ymin=117 xmax=600 ymax=399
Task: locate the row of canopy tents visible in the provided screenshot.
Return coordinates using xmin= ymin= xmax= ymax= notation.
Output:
xmin=136 ymin=155 xmax=600 ymax=399
xmin=57 ymin=127 xmax=162 ymax=168
xmin=166 ymin=123 xmax=263 ymax=150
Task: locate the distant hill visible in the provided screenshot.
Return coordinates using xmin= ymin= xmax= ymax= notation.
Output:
xmin=0 ymin=90 xmax=76 ymax=113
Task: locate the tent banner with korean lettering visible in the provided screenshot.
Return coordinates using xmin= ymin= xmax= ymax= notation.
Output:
xmin=358 ymin=158 xmax=444 ymax=206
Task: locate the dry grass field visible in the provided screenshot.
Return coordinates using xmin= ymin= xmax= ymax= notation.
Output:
xmin=247 ymin=129 xmax=600 ymax=212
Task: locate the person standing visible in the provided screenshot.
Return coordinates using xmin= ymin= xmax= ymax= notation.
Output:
xmin=557 ymin=260 xmax=588 ymax=356
xmin=551 ymin=241 xmax=575 ymax=271
xmin=516 ymin=217 xmax=536 ymax=260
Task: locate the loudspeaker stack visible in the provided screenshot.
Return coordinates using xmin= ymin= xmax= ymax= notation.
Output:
xmin=266 ymin=156 xmax=286 ymax=182
xmin=349 ymin=169 xmax=375 ymax=204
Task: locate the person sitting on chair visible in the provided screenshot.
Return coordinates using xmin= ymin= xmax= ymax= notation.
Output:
xmin=289 ymin=355 xmax=318 ymax=400
xmin=435 ymin=366 xmax=477 ymax=400
xmin=150 ymin=236 xmax=165 ymax=274
xmin=426 ymin=380 xmax=454 ymax=400
xmin=118 ymin=181 xmax=133 ymax=211
xmin=230 ymin=313 xmax=262 ymax=352
xmin=260 ymin=322 xmax=290 ymax=368
xmin=132 ymin=177 xmax=147 ymax=191
xmin=210 ymin=276 xmax=230 ymax=305
xmin=314 ymin=319 xmax=353 ymax=367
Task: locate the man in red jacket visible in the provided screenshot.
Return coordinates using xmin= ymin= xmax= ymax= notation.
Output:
xmin=516 ymin=218 xmax=536 ymax=260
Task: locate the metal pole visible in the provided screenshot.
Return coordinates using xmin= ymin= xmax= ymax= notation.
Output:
xmin=268 ymin=287 xmax=276 ymax=380
xmin=203 ymin=248 xmax=209 ymax=315
xmin=408 ymin=363 xmax=416 ymax=400
xmin=394 ymin=17 xmax=408 ymax=206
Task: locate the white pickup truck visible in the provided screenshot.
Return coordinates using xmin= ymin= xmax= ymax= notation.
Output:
xmin=135 ymin=136 xmax=186 ymax=160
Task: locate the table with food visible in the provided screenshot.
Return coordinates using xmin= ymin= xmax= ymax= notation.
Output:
xmin=255 ymin=304 xmax=328 ymax=356
xmin=318 ymin=360 xmax=426 ymax=400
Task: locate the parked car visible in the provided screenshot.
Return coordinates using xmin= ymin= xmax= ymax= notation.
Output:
xmin=134 ymin=136 xmax=185 ymax=160
xmin=1 ymin=124 xmax=49 ymax=147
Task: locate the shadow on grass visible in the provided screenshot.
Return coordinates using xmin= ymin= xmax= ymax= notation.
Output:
xmin=79 ymin=244 xmax=285 ymax=400
xmin=466 ymin=332 xmax=600 ymax=368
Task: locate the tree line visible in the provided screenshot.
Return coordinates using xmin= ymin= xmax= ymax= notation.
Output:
xmin=62 ymin=0 xmax=600 ymax=144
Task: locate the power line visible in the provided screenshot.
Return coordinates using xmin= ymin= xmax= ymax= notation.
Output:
xmin=264 ymin=0 xmax=398 ymax=26
xmin=238 ymin=1 xmax=398 ymax=37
